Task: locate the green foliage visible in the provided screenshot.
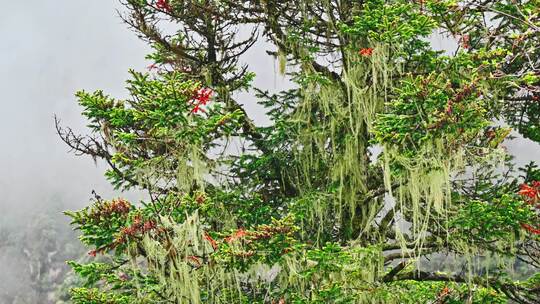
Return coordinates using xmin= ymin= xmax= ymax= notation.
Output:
xmin=70 ymin=288 xmax=135 ymax=304
xmin=65 ymin=199 xmax=132 ymax=251
xmin=68 ymin=262 xmax=113 ymax=287
xmin=72 ymin=70 xmax=245 ymax=190
xmin=372 ymin=70 xmax=489 ymax=155
xmin=340 ymin=0 xmax=437 ymax=43
xmin=381 ymin=281 xmax=507 ymax=303
xmin=451 ymin=195 xmax=536 ymax=243
xmin=213 ymin=217 xmax=298 ymax=271
xmin=521 ymin=162 xmax=540 ymax=183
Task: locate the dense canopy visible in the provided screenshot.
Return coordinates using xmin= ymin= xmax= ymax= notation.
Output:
xmin=58 ymin=1 xmax=540 ymax=303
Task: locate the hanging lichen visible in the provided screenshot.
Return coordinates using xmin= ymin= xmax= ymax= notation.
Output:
xmin=286 ymin=39 xmax=402 ymax=244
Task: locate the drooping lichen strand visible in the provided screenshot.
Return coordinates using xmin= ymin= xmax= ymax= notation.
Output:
xmin=141 ymin=213 xmax=247 ymax=304
xmin=383 ymin=141 xmax=459 ymax=252
xmin=291 ymin=45 xmax=395 ymax=240
xmin=280 ymin=245 xmax=385 ymax=302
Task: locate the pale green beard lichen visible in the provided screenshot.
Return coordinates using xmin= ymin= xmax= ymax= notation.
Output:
xmin=279 ymin=245 xmax=385 ymax=303
xmin=278 ymin=49 xmax=287 ymax=76
xmin=290 ymin=44 xmax=396 ymax=240
xmin=382 ymin=141 xmax=459 ymax=252
xmin=142 ymin=214 xmax=206 ymax=303
xmin=141 ymin=213 xmax=245 ymax=304
xmin=129 ymin=114 xmax=209 ymax=194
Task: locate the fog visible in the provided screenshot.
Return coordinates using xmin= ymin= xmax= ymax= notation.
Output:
xmin=0 ymin=1 xmax=539 ymax=303
xmin=0 ymin=1 xmax=150 ymax=301
xmin=0 ymin=1 xmax=150 ymax=217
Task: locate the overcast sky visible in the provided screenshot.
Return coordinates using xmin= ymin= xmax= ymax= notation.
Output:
xmin=0 ymin=0 xmax=538 ymax=223
xmin=0 ymin=1 xmax=150 ymax=218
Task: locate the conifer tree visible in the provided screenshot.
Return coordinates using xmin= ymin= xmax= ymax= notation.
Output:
xmin=57 ymin=1 xmax=540 ymax=303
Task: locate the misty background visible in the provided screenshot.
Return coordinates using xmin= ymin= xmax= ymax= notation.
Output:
xmin=0 ymin=2 xmax=151 ymax=302
xmin=0 ymin=1 xmax=539 ymax=303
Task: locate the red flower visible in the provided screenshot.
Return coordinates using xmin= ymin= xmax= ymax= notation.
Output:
xmin=194 ymin=88 xmax=213 ymax=105
xmin=156 ymin=0 xmax=172 ymax=12
xmin=192 ymin=104 xmax=203 ymax=113
xmin=190 ymin=87 xmax=213 ymax=113
xmin=88 ymin=250 xmax=97 ymax=257
xmin=359 ymin=47 xmax=374 ymax=57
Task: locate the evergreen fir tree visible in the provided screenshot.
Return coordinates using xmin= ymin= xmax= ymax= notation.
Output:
xmin=58 ymin=1 xmax=540 ymax=302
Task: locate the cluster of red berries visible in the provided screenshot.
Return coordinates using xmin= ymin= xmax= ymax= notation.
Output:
xmin=190 ymin=87 xmax=213 ymax=114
